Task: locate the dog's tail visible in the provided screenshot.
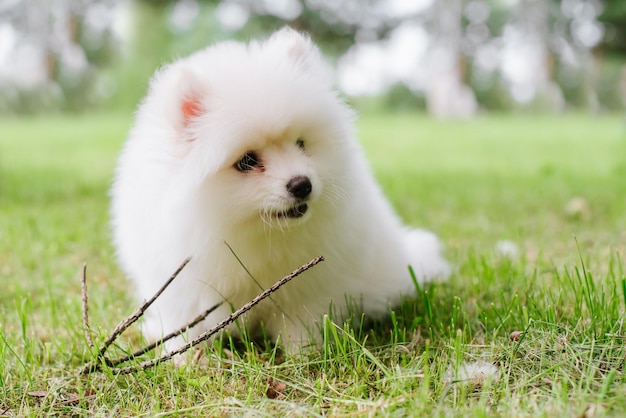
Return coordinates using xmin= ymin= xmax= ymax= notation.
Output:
xmin=404 ymin=229 xmax=451 ymax=283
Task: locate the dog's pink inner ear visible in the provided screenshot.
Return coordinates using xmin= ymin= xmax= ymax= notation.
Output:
xmin=182 ymin=97 xmax=203 ymax=126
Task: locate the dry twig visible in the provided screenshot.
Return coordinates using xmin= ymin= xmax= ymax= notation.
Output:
xmin=80 ymin=258 xmax=191 ymax=374
xmin=79 ymin=256 xmax=324 ymax=374
xmin=96 ymin=258 xmax=191 ymax=358
xmin=81 ymin=263 xmax=94 ymax=349
xmin=113 ymin=255 xmax=324 ymax=374
xmin=107 ymin=302 xmax=222 ymax=367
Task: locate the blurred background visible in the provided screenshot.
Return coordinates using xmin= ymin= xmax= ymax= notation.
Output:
xmin=0 ymin=0 xmax=624 ymax=116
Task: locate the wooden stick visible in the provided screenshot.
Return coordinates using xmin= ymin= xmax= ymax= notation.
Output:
xmin=114 ymin=256 xmax=324 ymax=374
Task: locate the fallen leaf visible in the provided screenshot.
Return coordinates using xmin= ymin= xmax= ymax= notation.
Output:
xmin=444 ymin=361 xmax=499 ymax=385
xmin=579 ymin=403 xmax=604 ymax=418
xmin=60 ymin=393 xmax=80 ymax=405
xmin=27 ymin=391 xmax=47 ymax=398
xmin=495 ymin=240 xmax=520 ymax=259
xmin=266 ymin=377 xmax=287 ymax=399
xmin=565 ymin=196 xmax=592 ymax=221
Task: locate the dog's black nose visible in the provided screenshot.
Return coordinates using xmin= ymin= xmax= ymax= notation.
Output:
xmin=286 ymin=175 xmax=312 ymax=200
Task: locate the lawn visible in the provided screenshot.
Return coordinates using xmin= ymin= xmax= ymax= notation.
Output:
xmin=0 ymin=111 xmax=625 ymax=416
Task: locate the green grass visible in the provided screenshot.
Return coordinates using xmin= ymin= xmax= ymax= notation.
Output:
xmin=1 ymin=112 xmax=625 ymax=416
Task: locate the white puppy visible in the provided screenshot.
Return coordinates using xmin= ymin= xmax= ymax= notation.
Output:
xmin=111 ymin=28 xmax=449 ymax=351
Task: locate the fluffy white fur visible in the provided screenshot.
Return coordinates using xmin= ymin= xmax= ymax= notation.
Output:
xmin=111 ymin=28 xmax=449 ymax=351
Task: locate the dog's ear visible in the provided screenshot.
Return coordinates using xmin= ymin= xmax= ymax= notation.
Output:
xmin=268 ymin=27 xmax=321 ymax=71
xmin=176 ymin=68 xmax=208 ymax=136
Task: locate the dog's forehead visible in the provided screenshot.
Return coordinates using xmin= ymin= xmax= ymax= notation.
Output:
xmin=217 ymin=125 xmax=293 ymax=164
xmin=241 ymin=123 xmax=297 ymax=148
xmin=263 ymin=126 xmax=295 ymax=146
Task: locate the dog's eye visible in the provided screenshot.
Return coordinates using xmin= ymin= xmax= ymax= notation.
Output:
xmin=235 ymin=152 xmax=259 ymax=172
xmin=296 ymin=139 xmax=305 ymax=150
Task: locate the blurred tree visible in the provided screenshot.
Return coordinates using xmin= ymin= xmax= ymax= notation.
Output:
xmin=107 ymin=0 xmax=176 ymax=109
xmin=0 ymin=0 xmax=119 ymax=113
xmin=599 ymin=0 xmax=626 ymax=55
xmin=107 ymin=0 xmax=394 ymax=107
xmin=597 ymin=0 xmax=626 ymax=109
xmin=0 ymin=0 xmax=622 ymax=113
